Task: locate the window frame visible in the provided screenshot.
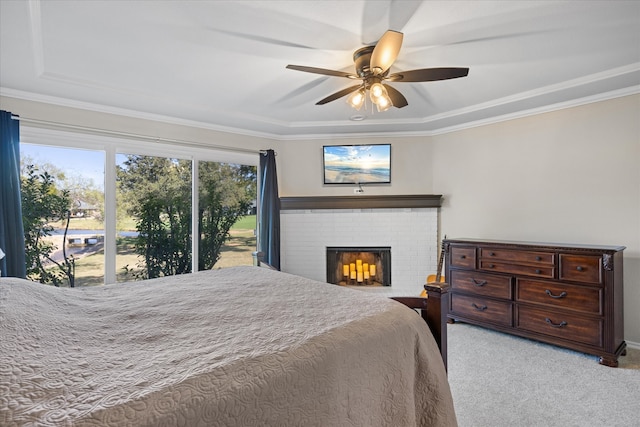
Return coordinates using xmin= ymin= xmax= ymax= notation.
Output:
xmin=20 ymin=126 xmax=259 ymax=284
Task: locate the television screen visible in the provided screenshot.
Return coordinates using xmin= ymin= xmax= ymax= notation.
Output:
xmin=323 ymin=144 xmax=391 ymax=184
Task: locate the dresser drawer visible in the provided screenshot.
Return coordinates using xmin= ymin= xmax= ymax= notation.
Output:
xmin=450 ymin=246 xmax=476 ymax=269
xmin=480 ymin=248 xmax=554 ymax=265
xmin=479 ymin=260 xmax=555 ymax=279
xmin=517 ymin=306 xmax=602 ymax=348
xmin=451 ymin=294 xmax=512 ymax=327
xmin=559 ymin=254 xmax=602 ymax=284
xmin=450 ymin=270 xmax=512 ymax=299
xmin=516 ymin=279 xmax=602 ymax=314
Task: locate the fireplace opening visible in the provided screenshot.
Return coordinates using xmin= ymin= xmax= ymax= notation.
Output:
xmin=326 ymin=247 xmax=391 ymax=286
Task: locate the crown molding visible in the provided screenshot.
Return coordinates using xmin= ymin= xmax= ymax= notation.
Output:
xmin=3 ymin=82 xmax=638 ymax=143
xmin=0 ymin=88 xmax=284 ymax=141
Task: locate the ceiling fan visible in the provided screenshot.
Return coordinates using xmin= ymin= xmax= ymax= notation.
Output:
xmin=286 ymin=30 xmax=469 ymax=112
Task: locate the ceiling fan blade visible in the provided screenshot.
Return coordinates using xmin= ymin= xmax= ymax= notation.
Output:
xmin=316 ymin=85 xmax=363 ymax=105
xmin=286 ymin=65 xmax=357 ymax=79
xmin=383 ymin=84 xmax=408 ymax=108
xmin=369 ymin=30 xmax=403 ymax=74
xmin=387 ymin=67 xmax=469 ymax=82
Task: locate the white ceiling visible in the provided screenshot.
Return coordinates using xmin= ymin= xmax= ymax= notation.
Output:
xmin=1 ymin=0 xmax=639 ymax=139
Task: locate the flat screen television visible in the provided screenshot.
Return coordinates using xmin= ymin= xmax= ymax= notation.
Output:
xmin=323 ymin=144 xmax=391 ymax=185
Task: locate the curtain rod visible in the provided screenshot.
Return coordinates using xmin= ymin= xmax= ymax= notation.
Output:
xmin=10 ymin=114 xmax=264 ymax=155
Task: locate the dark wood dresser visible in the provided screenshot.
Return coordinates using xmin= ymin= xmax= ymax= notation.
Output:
xmin=444 ymin=238 xmax=626 ymax=366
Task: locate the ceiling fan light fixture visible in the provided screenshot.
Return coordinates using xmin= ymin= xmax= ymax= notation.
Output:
xmin=370 ymin=82 xmax=386 ymax=99
xmin=347 ymin=88 xmax=366 ymax=110
xmin=369 ymin=82 xmax=392 ymax=111
xmin=375 ymin=94 xmax=392 ymax=112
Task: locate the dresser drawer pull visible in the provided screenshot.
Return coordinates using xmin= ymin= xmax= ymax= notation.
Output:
xmin=487 ymin=264 xmax=494 ymax=268
xmin=472 ymin=279 xmax=488 ymax=287
xmin=545 ymin=289 xmax=567 ymax=299
xmin=460 ymin=255 xmax=466 ymax=259
xmin=472 ymin=303 xmax=488 ymax=311
xmin=545 ymin=318 xmax=568 ymax=328
xmin=535 ymin=256 xmax=542 ymax=261
xmin=576 ymin=266 xmax=584 ymax=271
xmin=535 ymin=269 xmax=542 ymax=274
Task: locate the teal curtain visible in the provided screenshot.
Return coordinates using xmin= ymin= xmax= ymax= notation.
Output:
xmin=0 ymin=110 xmax=26 ymax=277
xmin=258 ymin=150 xmax=280 ymax=270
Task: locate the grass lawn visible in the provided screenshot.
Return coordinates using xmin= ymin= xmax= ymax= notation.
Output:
xmin=231 ymin=215 xmax=256 ymax=230
xmin=214 ymin=228 xmax=256 ymax=268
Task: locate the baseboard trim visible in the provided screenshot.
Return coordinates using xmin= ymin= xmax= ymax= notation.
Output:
xmin=625 ymin=340 xmax=640 ymax=350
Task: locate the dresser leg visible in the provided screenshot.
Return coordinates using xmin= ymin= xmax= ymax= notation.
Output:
xmin=598 ymin=355 xmax=619 ymax=368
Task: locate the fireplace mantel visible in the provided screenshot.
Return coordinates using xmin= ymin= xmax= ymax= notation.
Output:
xmin=280 ymin=194 xmax=442 ymax=210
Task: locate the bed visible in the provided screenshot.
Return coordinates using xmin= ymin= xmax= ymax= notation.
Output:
xmin=1 ymin=266 xmax=456 ymax=426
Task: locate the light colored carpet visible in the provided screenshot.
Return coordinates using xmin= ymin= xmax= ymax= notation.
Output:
xmin=447 ymin=323 xmax=640 ymax=427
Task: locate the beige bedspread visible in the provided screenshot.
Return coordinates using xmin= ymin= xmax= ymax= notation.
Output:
xmin=1 ymin=266 xmax=456 ymax=426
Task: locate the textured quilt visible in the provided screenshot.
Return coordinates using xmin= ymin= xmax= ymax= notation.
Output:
xmin=1 ymin=266 xmax=456 ymax=426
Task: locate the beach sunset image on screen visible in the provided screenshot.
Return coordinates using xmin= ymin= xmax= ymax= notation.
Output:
xmin=323 ymin=144 xmax=391 ymax=184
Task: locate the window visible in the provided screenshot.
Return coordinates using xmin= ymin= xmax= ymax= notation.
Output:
xmin=198 ymin=160 xmax=257 ymax=270
xmin=19 ymin=127 xmax=258 ymax=286
xmin=20 ymin=143 xmax=105 ymax=287
xmin=116 ymin=153 xmax=193 ymax=281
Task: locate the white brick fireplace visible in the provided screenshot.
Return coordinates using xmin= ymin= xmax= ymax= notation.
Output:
xmin=279 ymin=195 xmax=441 ymax=296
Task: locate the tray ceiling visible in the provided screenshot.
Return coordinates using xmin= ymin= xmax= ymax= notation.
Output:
xmin=1 ymin=0 xmax=639 ymax=139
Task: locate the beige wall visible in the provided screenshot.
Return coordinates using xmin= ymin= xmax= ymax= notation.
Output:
xmin=431 ymin=95 xmax=640 ymax=345
xmin=275 ymin=135 xmax=434 ymax=196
